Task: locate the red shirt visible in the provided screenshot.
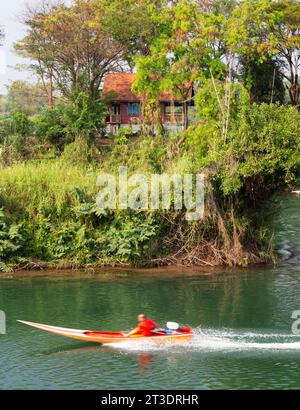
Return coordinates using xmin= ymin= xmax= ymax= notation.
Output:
xmin=134 ymin=319 xmax=158 ymax=336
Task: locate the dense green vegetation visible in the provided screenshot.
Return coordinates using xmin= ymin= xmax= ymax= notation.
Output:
xmin=0 ymin=0 xmax=299 ymax=271
xmin=1 ymin=101 xmax=299 ymax=271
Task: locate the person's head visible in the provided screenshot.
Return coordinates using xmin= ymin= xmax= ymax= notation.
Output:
xmin=137 ymin=313 xmax=146 ymax=322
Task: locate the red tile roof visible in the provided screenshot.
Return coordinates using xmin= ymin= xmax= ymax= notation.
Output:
xmin=102 ymin=72 xmax=190 ymax=102
xmin=103 ymin=72 xmax=138 ymax=102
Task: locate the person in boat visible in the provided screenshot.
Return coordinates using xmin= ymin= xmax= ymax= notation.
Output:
xmin=124 ymin=314 xmax=158 ymax=337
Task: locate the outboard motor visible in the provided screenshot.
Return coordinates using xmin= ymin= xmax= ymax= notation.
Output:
xmin=165 ymin=321 xmax=179 ymax=334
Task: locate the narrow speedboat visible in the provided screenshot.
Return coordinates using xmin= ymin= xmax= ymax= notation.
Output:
xmin=17 ymin=320 xmax=193 ymax=344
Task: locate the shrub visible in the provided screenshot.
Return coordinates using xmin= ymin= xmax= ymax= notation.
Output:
xmin=0 ymin=209 xmax=23 ymax=270
xmin=98 ymin=213 xmax=158 ymax=263
xmin=111 ymin=127 xmax=135 ymax=145
xmin=34 ymin=105 xmax=66 ymax=151
xmin=0 ymin=112 xmax=33 ymax=162
xmin=34 ymin=93 xmax=107 ymax=151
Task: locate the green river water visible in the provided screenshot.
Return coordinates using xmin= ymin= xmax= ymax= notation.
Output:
xmin=0 ymin=194 xmax=300 ymax=389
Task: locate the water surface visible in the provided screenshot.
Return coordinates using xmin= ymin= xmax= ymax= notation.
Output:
xmin=0 ymin=267 xmax=299 ymax=389
xmin=0 ymin=193 xmax=300 ymax=389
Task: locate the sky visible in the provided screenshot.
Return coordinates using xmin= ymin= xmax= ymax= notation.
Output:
xmin=0 ymin=0 xmax=71 ymax=95
xmin=0 ymin=0 xmax=36 ymax=94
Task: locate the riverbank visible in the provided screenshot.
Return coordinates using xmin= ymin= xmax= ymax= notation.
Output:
xmin=5 ymin=190 xmax=300 ymax=278
xmin=0 ymin=263 xmax=228 ymax=279
xmin=0 ymin=255 xmax=277 ymax=280
xmin=1 ymin=103 xmax=299 ymax=272
xmin=0 ymin=144 xmax=272 ymax=272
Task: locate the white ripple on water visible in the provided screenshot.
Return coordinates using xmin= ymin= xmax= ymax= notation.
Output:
xmin=106 ymin=327 xmax=300 ymax=352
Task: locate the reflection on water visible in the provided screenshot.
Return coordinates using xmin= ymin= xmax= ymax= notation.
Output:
xmin=40 ymin=341 xmax=157 ymax=373
xmin=40 ymin=342 xmax=102 ymax=356
xmin=138 ymin=354 xmax=156 ymax=373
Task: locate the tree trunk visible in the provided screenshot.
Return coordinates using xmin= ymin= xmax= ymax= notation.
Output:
xmin=48 ymin=72 xmax=54 ymax=109
xmin=288 ymin=78 xmax=300 ymax=107
xmin=183 ymin=101 xmax=188 ymax=130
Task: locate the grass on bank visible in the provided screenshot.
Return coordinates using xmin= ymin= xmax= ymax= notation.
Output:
xmin=0 ymin=103 xmax=300 ymax=271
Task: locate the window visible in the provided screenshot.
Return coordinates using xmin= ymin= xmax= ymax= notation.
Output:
xmin=164 ymin=104 xmax=171 ymax=114
xmin=128 ymin=103 xmax=141 ymax=115
xmin=111 ymin=104 xmax=120 ymax=115
xmin=174 ymin=104 xmax=183 ymax=113
xmin=164 ymin=103 xmax=183 ymax=114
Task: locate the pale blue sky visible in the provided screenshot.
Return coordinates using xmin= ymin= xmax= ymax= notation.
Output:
xmin=0 ymin=0 xmax=70 ymax=95
xmin=0 ymin=0 xmax=35 ymax=94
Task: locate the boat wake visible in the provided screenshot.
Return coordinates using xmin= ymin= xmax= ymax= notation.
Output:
xmin=107 ymin=327 xmax=300 ymax=352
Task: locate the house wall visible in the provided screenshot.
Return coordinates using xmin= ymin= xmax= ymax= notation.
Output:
xmin=120 ymin=103 xmax=129 ymax=124
xmin=106 ymin=102 xmax=195 ymax=134
xmin=112 ymin=102 xmax=141 ymax=125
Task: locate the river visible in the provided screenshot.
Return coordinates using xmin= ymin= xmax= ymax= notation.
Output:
xmin=0 ymin=194 xmax=300 ymax=389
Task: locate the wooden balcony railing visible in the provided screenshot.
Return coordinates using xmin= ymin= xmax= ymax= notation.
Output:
xmin=163 ymin=113 xmax=184 ymax=124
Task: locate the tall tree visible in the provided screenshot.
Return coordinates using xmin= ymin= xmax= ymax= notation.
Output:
xmin=133 ymin=0 xmax=237 ymax=130
xmin=240 ymin=55 xmax=285 ymax=104
xmin=15 ymin=0 xmax=154 ymax=103
xmin=270 ymin=0 xmax=300 ymax=106
xmin=228 ymin=0 xmax=300 ymax=106
xmin=100 ymin=0 xmax=166 ymax=67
